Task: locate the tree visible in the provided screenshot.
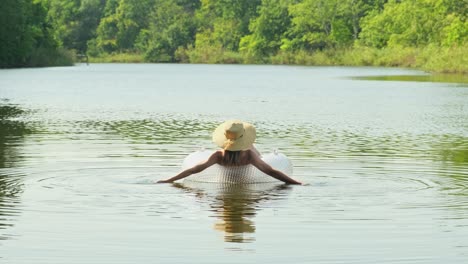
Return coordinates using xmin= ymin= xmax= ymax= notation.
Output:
xmin=239 ymin=0 xmax=291 ymax=57
xmin=286 ymin=0 xmax=348 ymax=50
xmin=40 ymin=0 xmax=105 ymax=53
xmin=0 ymin=0 xmax=64 ymax=67
xmin=343 ymin=0 xmax=386 ymax=40
xmin=75 ymin=0 xmax=106 ymax=53
xmin=358 ymin=0 xmax=463 ymax=48
xmin=440 ymin=0 xmax=468 ymax=46
xmin=142 ymin=0 xmax=198 ymax=62
xmin=41 ymin=0 xmax=80 ymax=49
xmin=0 ymin=0 xmax=30 ymax=67
xmin=442 ymin=14 xmax=468 ymax=46
xmin=94 ymin=0 xmax=155 ymax=53
xmin=195 ymin=0 xmax=261 ymax=52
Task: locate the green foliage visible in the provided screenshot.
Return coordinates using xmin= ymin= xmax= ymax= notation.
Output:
xmin=0 ymin=0 xmax=73 ymax=68
xmin=285 ymin=0 xmax=384 ymax=51
xmin=41 ymin=0 xmax=105 ymax=53
xmin=94 ymin=0 xmax=155 ymax=53
xmin=76 ymin=0 xmax=106 ymax=52
xmin=1 ymin=0 xmax=466 ymax=72
xmin=143 ymin=0 xmax=197 ymax=62
xmin=441 ymin=14 xmax=468 ymax=47
xmin=196 ymin=0 xmax=259 ymax=36
xmin=359 ymin=0 xmax=467 ymax=48
xmin=41 ymin=0 xmax=79 ymax=48
xmin=191 ymin=0 xmax=261 ymax=59
xmin=343 ymin=0 xmax=386 ymax=40
xmin=240 ymin=0 xmax=290 ymax=58
xmin=0 ymin=0 xmax=32 ymax=67
xmin=288 ymin=0 xmax=338 ymax=50
xmin=94 ymin=0 xmax=119 ymax=53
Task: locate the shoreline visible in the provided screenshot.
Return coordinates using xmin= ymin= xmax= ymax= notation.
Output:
xmin=87 ymin=45 xmax=468 ymax=75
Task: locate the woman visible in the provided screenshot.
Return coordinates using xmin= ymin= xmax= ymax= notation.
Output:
xmin=157 ymin=120 xmax=302 ymax=184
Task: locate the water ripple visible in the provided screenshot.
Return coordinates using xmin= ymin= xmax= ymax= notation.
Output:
xmin=2 ymin=65 xmax=468 ymax=262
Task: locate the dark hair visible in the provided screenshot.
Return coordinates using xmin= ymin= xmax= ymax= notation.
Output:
xmin=222 ymin=150 xmax=241 ymax=166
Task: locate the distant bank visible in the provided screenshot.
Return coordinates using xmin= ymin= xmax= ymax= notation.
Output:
xmin=88 ymin=45 xmax=468 ymax=75
xmin=2 ymin=0 xmax=466 ymax=74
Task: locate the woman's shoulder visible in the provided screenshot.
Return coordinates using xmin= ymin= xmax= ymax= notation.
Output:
xmin=211 ymin=150 xmax=223 ymax=157
xmin=244 ymin=149 xmax=259 ymax=158
xmin=241 ymin=149 xmax=257 ymax=162
xmin=210 ymin=150 xmax=223 ymax=161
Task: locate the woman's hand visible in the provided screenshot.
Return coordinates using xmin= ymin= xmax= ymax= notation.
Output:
xmin=156 ymin=180 xmax=172 ymax=184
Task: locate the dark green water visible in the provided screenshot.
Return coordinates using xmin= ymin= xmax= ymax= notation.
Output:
xmin=0 ymin=64 xmax=467 ymax=263
xmin=354 ymin=73 xmax=468 ymax=85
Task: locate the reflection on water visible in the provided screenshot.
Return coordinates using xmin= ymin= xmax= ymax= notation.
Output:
xmin=0 ymin=100 xmax=32 ymax=240
xmin=174 ymin=182 xmax=292 ymax=243
xmin=435 ymin=137 xmax=468 ymax=165
xmin=353 ymin=74 xmax=468 ymax=85
xmin=83 ymin=118 xmax=216 ymax=145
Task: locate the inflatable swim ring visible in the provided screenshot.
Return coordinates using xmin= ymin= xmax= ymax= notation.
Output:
xmin=181 ymin=150 xmax=293 ymax=183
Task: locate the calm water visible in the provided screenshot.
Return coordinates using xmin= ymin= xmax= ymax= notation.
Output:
xmin=0 ymin=64 xmax=467 ymax=263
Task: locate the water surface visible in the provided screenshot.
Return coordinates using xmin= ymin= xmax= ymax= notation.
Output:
xmin=0 ymin=64 xmax=467 ymax=263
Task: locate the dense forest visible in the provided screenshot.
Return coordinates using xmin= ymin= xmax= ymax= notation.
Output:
xmin=1 ymin=0 xmax=467 ymax=72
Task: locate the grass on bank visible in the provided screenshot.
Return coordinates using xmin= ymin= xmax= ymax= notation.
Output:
xmin=0 ymin=48 xmax=75 ymax=68
xmin=88 ymin=53 xmax=144 ymax=63
xmin=28 ymin=47 xmax=75 ymax=67
xmin=87 ymin=44 xmax=468 ymax=74
xmin=269 ymin=45 xmax=468 ymax=74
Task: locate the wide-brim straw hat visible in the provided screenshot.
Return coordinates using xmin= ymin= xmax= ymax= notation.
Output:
xmin=212 ymin=120 xmax=256 ymax=151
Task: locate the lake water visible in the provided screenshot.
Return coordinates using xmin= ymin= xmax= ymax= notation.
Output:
xmin=0 ymin=64 xmax=467 ymax=263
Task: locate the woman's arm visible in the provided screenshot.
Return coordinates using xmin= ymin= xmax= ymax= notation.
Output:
xmin=249 ymin=150 xmax=302 ymax=185
xmin=157 ymin=152 xmax=221 ymax=183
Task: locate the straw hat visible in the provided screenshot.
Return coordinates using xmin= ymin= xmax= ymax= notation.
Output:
xmin=212 ymin=120 xmax=256 ymax=151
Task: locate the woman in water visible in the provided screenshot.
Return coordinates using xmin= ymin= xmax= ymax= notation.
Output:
xmin=157 ymin=120 xmax=302 ymax=184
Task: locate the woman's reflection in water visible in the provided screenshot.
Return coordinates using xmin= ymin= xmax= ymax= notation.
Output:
xmin=172 ymin=182 xmax=292 ymax=243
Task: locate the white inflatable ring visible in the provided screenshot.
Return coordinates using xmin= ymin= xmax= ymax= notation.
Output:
xmin=181 ymin=150 xmax=293 ymax=183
